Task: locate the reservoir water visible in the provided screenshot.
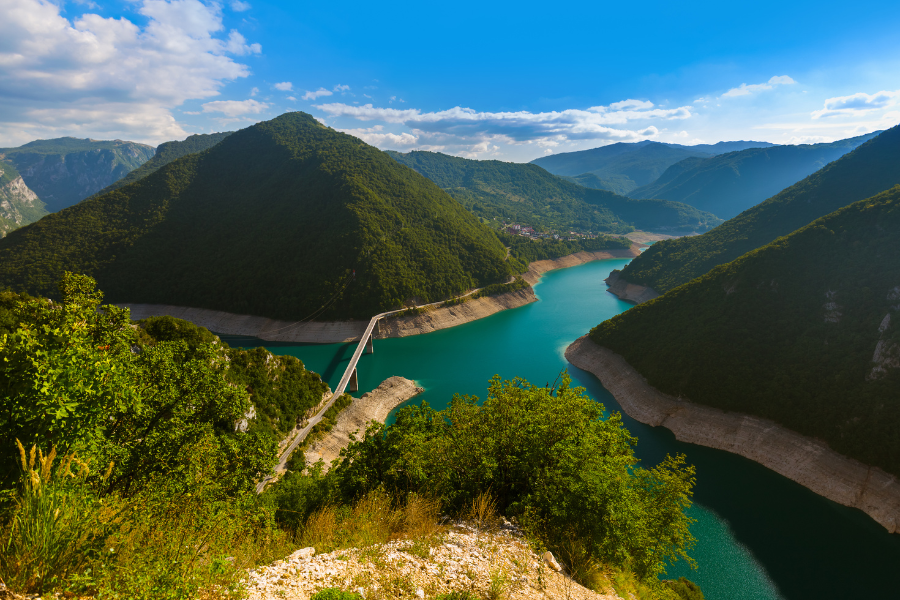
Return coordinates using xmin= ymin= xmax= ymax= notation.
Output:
xmin=223 ymin=259 xmax=900 ymax=600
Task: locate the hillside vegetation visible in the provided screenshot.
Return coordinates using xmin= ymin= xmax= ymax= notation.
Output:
xmin=0 ymin=137 xmax=155 ymax=212
xmin=618 ymin=124 xmax=900 ymax=294
xmin=590 ymin=185 xmax=900 ymax=477
xmin=0 ymin=274 xmax=700 ymax=600
xmin=388 ymin=150 xmax=722 ymax=234
xmin=0 ymin=113 xmax=514 ymax=320
xmin=96 ymin=131 xmax=233 ymax=196
xmin=629 ymin=132 xmax=880 ymax=218
xmin=530 ymin=140 xmax=773 ymax=194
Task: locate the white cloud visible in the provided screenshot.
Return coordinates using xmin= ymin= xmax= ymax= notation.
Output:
xmin=721 ymin=75 xmax=796 ymax=98
xmin=231 ymin=0 xmax=251 ymax=11
xmin=286 ymin=95 xmax=296 ymax=101
xmin=274 ymin=81 xmax=293 ymax=91
xmin=812 ymin=90 xmax=900 ymax=119
xmin=0 ymin=0 xmax=262 ymax=145
xmin=302 ymin=88 xmax=333 ymax=100
xmin=340 ymin=125 xmax=418 ymax=149
xmin=202 ymin=99 xmax=269 ymax=117
xmin=250 ymin=86 xmax=259 ymax=96
xmin=334 ymin=84 xmax=350 ymax=92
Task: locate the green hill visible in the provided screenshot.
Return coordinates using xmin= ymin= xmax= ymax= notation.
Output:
xmin=590 ymin=185 xmax=900 ymax=477
xmin=0 ymin=160 xmax=48 ymax=237
xmin=0 ymin=112 xmax=514 ymax=320
xmin=96 ymin=131 xmax=233 ymax=196
xmin=629 ymin=132 xmax=880 ymax=218
xmin=387 ymin=150 xmax=722 ymax=234
xmin=531 ymin=140 xmax=774 ymax=194
xmin=0 ymin=137 xmax=155 ymax=212
xmin=617 ymin=125 xmax=900 ymax=294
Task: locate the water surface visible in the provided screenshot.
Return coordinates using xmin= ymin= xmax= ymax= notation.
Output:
xmin=223 ymin=259 xmax=900 ymax=600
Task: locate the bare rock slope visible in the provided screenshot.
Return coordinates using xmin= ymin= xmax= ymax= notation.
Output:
xmin=304 ymin=376 xmax=423 ymax=469
xmin=565 ymin=335 xmax=900 ymax=534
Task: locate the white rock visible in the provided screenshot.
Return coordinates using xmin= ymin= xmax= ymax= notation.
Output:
xmin=289 ymin=547 xmax=316 ymax=561
xmin=415 ymin=588 xmax=425 ymax=599
xmin=543 ymin=551 xmax=562 ymax=572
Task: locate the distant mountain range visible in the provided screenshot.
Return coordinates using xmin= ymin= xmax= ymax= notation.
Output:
xmin=590 ymin=183 xmax=900 ymax=478
xmin=388 ymin=150 xmax=722 ymax=234
xmin=97 ymin=132 xmax=233 ymax=196
xmin=0 ymin=113 xmax=520 ymax=320
xmin=617 ymin=125 xmax=900 ymax=295
xmin=530 ymin=140 xmax=775 ymax=195
xmin=0 ymin=137 xmax=155 ymax=213
xmin=628 ymin=132 xmax=881 ymax=218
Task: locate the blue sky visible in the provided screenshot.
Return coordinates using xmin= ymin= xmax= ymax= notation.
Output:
xmin=2 ymin=0 xmax=899 ymax=161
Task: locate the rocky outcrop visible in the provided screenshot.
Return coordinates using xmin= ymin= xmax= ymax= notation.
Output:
xmin=604 ymin=269 xmax=659 ymax=304
xmin=304 ymin=376 xmax=423 ymax=470
xmin=0 ymin=173 xmax=47 ymax=237
xmin=565 ymin=335 xmax=900 ymax=534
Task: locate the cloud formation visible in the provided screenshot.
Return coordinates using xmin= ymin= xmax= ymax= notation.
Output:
xmin=0 ymin=0 xmax=261 ymax=146
xmin=319 ymin=99 xmax=690 ymax=158
xmin=202 ymin=99 xmax=269 ymax=117
xmin=274 ymin=81 xmax=293 ymax=91
xmin=302 ymin=88 xmax=334 ymax=101
xmin=812 ymin=90 xmax=899 ymax=118
xmin=721 ymin=75 xmax=796 ymax=98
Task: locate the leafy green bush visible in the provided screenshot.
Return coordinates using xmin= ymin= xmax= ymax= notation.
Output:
xmin=311 ymin=587 xmax=363 ymax=600
xmin=663 ymin=577 xmax=705 ymax=600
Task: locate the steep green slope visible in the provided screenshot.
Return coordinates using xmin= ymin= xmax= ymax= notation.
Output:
xmin=0 ymin=137 xmax=155 ymax=211
xmin=591 ymin=185 xmax=900 ymax=476
xmin=629 ymin=132 xmax=880 ymax=218
xmin=618 ymin=125 xmax=900 ymax=294
xmin=388 ymin=150 xmax=722 ymax=234
xmin=0 ymin=113 xmax=512 ymax=320
xmin=531 ymin=140 xmax=774 ymax=194
xmin=97 ymin=131 xmax=233 ymax=195
xmin=0 ymin=160 xmax=48 ymax=237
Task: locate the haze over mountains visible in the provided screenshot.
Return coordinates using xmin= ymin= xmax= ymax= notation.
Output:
xmin=629 ymin=132 xmax=881 ymax=218
xmin=617 ymin=124 xmax=900 ymax=294
xmin=0 ymin=138 xmax=155 ymax=213
xmin=531 ymin=140 xmax=776 ymax=195
xmin=388 ymin=150 xmax=722 ymax=234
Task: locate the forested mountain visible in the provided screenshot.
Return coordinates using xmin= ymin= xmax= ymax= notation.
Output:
xmin=531 ymin=139 xmax=774 ymax=194
xmin=0 ymin=160 xmax=47 ymax=237
xmin=590 ymin=185 xmax=900 ymax=477
xmin=0 ymin=137 xmax=155 ymax=212
xmin=617 ymin=124 xmax=900 ymax=294
xmin=388 ymin=150 xmax=722 ymax=234
xmin=0 ymin=112 xmax=515 ymax=320
xmin=97 ymin=131 xmax=233 ymax=195
xmin=629 ymin=132 xmax=881 ymax=218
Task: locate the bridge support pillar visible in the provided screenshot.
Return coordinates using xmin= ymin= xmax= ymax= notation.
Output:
xmin=349 ymin=367 xmax=358 ymax=392
xmin=365 ymin=333 xmax=374 ymax=354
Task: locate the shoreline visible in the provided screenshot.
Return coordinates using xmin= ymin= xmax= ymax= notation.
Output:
xmin=565 ymin=335 xmax=900 ymax=534
xmin=121 ymin=245 xmax=641 ymax=343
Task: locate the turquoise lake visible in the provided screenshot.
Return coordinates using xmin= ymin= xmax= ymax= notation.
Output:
xmin=222 ymin=258 xmax=900 ymax=600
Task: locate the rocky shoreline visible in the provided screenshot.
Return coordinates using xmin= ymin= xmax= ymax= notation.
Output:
xmin=304 ymin=376 xmax=424 ymax=470
xmin=565 ymin=335 xmax=900 ymax=534
xmin=603 ymin=269 xmax=658 ymax=304
xmin=122 ymin=246 xmax=641 ymax=343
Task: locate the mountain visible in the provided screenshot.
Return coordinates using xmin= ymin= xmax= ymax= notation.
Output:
xmin=0 ymin=137 xmax=155 ymax=212
xmin=617 ymin=125 xmax=900 ymax=295
xmin=629 ymin=132 xmax=881 ymax=218
xmin=531 ymin=139 xmax=775 ymax=194
xmin=589 ymin=184 xmax=900 ymax=477
xmin=0 ymin=112 xmax=515 ymax=320
xmin=387 ymin=150 xmax=723 ymax=234
xmin=0 ymin=160 xmax=48 ymax=238
xmin=97 ymin=131 xmax=233 ymax=196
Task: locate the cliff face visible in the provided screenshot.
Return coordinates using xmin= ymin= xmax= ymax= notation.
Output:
xmin=604 ymin=269 xmax=658 ymax=304
xmin=1 ymin=140 xmax=155 ymax=212
xmin=0 ymin=164 xmax=47 ymax=238
xmin=565 ymin=336 xmax=900 ymax=534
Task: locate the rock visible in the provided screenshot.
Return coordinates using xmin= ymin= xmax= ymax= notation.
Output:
xmin=415 ymin=588 xmax=425 ymax=599
xmin=289 ymin=547 xmax=316 ymax=561
xmin=543 ymin=551 xmax=561 ymax=572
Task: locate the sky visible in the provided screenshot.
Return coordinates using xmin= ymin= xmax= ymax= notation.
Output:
xmin=1 ymin=0 xmax=900 ymax=162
